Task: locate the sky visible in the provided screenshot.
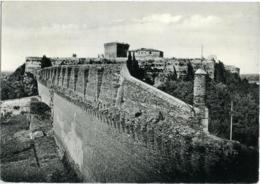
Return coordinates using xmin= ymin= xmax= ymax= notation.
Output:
xmin=1 ymin=1 xmax=260 ymax=73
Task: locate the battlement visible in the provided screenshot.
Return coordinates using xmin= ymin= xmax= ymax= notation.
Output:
xmin=38 ymin=63 xmax=199 ymax=126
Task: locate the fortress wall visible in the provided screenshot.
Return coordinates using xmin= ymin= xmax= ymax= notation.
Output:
xmin=75 ymin=67 xmax=85 ymax=96
xmin=119 ymin=64 xmax=197 ymax=126
xmin=85 ymin=66 xmax=98 ymax=102
xmin=37 ymin=82 xmax=52 ymax=106
xmin=40 ymin=64 xmax=197 ymax=125
xmin=61 ymin=67 xmax=66 ymax=87
xmin=73 ymin=67 xmax=80 ymax=92
xmin=53 ymin=68 xmax=58 ymax=85
xmin=98 ymin=64 xmax=122 ymax=108
xmin=56 ymin=67 xmax=61 ymax=86
xmin=39 ymin=64 xmax=123 ymax=106
xmin=62 ymin=67 xmax=69 ymax=88
xmin=53 ymin=93 xmax=173 ymax=182
xmin=37 ymin=64 xmax=258 ymax=182
xmin=68 ymin=66 xmax=75 ymax=90
xmin=51 ymin=89 xmax=258 ymax=182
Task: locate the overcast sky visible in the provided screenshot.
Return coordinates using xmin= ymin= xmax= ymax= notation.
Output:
xmin=1 ymin=2 xmax=260 ymax=73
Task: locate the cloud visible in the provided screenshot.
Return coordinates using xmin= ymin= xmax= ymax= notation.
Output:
xmin=8 ymin=13 xmax=221 ymax=38
xmin=181 ymin=15 xmax=222 ymax=28
xmin=137 ymin=14 xmax=221 ymax=28
xmin=134 ymin=14 xmax=183 ymax=25
xmin=109 ymin=13 xmax=222 ymax=33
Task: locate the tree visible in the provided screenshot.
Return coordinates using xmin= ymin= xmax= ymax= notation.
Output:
xmin=185 ymin=62 xmax=194 ymax=81
xmin=158 ymin=79 xmax=193 ymax=105
xmin=126 ymin=52 xmax=144 ymax=80
xmin=1 ymin=64 xmax=38 ymax=100
xmin=173 ymin=67 xmax=177 ymax=80
xmin=232 ymin=93 xmax=259 ymax=146
xmin=126 ymin=51 xmax=132 ymax=71
xmin=131 ymin=53 xmax=139 ymax=77
xmin=214 ymin=61 xmax=226 ymax=83
xmin=206 ymin=79 xmax=231 ymax=138
xmin=157 ymin=71 xmax=259 ymax=147
xmin=41 ymin=55 xmax=52 ymax=68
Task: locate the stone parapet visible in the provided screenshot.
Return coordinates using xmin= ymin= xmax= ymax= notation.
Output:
xmin=39 ymin=63 xmax=200 ymax=128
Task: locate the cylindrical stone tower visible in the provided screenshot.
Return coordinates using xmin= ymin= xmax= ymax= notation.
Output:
xmin=194 ymin=68 xmax=208 ymax=133
xmin=193 ymin=68 xmax=207 ymax=107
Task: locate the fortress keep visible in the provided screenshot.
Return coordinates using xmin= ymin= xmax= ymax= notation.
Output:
xmin=104 ymin=42 xmax=130 ymax=59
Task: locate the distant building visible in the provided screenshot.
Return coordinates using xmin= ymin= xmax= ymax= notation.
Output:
xmin=104 ymin=42 xmax=130 ymax=59
xmin=203 ymin=59 xmax=215 ymax=79
xmin=161 ymin=57 xmax=215 ymax=79
xmin=131 ymin=48 xmax=163 ymax=59
xmin=51 ymin=56 xmax=79 ymax=66
xmin=190 ymin=58 xmax=215 ymax=79
xmin=25 ymin=57 xmax=42 ymax=73
xmin=224 ymin=65 xmax=240 ymax=75
xmin=172 ymin=59 xmax=189 ymax=79
xmin=25 ymin=54 xmax=82 ymax=73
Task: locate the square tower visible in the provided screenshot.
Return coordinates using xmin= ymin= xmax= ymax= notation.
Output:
xmin=104 ymin=42 xmax=130 ymax=59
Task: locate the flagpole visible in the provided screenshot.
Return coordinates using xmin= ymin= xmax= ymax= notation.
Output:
xmin=230 ymin=100 xmax=233 ymax=140
xmin=0 ymin=2 xmax=2 ymax=101
xmin=201 ymin=44 xmax=204 ymax=59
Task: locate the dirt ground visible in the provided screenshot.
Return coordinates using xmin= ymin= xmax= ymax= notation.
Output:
xmin=0 ymin=99 xmax=80 ymax=182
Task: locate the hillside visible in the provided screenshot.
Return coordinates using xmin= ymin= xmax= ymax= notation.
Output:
xmin=1 ymin=64 xmax=38 ymax=100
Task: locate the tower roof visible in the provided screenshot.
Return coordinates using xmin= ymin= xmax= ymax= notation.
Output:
xmin=195 ymin=68 xmax=207 ymax=75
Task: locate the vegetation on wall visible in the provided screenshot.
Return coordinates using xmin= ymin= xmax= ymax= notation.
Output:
xmin=155 ymin=63 xmax=259 ymax=147
xmin=1 ymin=64 xmax=38 ymax=100
xmin=41 ymin=55 xmax=52 ymax=68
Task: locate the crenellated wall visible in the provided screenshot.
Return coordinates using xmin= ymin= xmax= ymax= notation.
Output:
xmin=37 ymin=63 xmax=258 ymax=182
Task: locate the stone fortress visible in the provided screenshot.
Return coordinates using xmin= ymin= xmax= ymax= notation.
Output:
xmin=25 ymin=42 xmax=256 ymax=182
xmin=25 ymin=41 xmax=240 ymax=80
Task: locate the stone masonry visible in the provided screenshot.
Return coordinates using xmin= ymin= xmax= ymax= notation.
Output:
xmin=36 ymin=62 xmax=258 ymax=182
